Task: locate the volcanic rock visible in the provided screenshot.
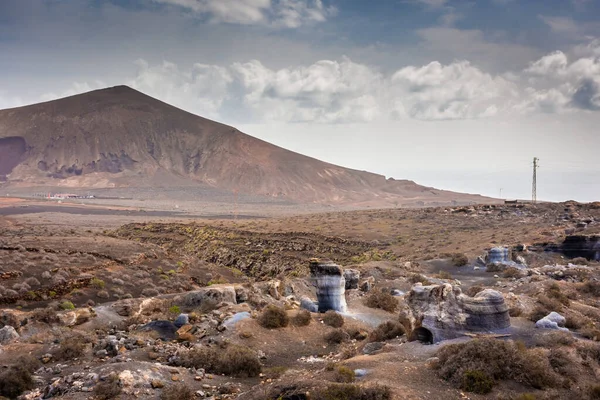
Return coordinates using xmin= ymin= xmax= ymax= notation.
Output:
xmin=343 ymin=269 xmax=360 ymax=290
xmin=402 ymin=283 xmax=510 ymax=343
xmin=309 ymin=259 xmax=347 ymax=313
xmin=0 ymin=325 xmax=19 ymax=344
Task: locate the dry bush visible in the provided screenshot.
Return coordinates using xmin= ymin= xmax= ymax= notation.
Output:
xmin=408 ymin=274 xmax=431 ymax=285
xmin=52 ymin=334 xmax=88 ymax=361
xmin=572 ymin=257 xmax=589 ymax=265
xmin=564 ymin=312 xmax=590 ymax=330
xmin=93 ymin=374 xmax=122 ymax=400
xmin=588 ymin=385 xmax=600 ymax=400
xmin=435 ymin=338 xmax=561 ymax=392
xmin=258 ymin=305 xmax=289 ymax=329
xmin=364 ymin=291 xmax=398 ymax=313
xmin=503 ymin=267 xmax=522 ymax=279
xmin=325 ymin=329 xmax=350 ymax=344
xmin=547 ymin=283 xmax=570 ymax=306
xmin=534 ymin=331 xmax=575 ymax=348
xmin=508 ymin=305 xmax=523 ymax=317
xmin=334 ymin=365 xmax=355 ymax=383
xmin=486 ymin=263 xmax=503 ymax=273
xmin=32 ymin=307 xmax=60 ymax=324
xmin=178 ymin=344 xmax=261 ymax=377
xmin=580 ymin=280 xmax=600 ymax=297
xmin=529 ymin=295 xmax=564 ymax=322
xmin=313 ymin=383 xmax=392 ymax=400
xmin=450 ymin=253 xmax=469 ymax=267
xmin=0 ymin=365 xmax=33 ymax=398
xmin=547 ymin=348 xmax=579 ymax=386
xmin=576 ymin=342 xmax=600 ymax=364
xmin=437 ymin=270 xmax=453 ymax=280
xmin=368 ymin=321 xmax=404 ymax=342
xmin=461 ymin=370 xmax=494 ymax=394
xmin=580 ymin=327 xmax=600 ymax=341
xmin=160 ymin=383 xmax=194 ymax=400
xmin=323 ymin=310 xmax=344 ymax=328
xmin=291 ymin=309 xmax=312 ymax=326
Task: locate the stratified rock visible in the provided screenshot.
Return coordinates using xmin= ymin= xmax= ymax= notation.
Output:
xmin=184 ymin=286 xmax=237 ymax=307
xmin=343 ymin=269 xmax=360 ymax=290
xmin=174 ymin=314 xmax=189 ymax=328
xmin=309 ymin=260 xmax=347 ymax=313
xmin=486 ymin=247 xmax=510 ymax=264
xmin=402 ymin=283 xmax=510 ymax=343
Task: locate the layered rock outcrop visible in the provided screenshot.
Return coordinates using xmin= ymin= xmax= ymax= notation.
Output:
xmin=402 ymin=283 xmax=510 ymax=343
xmin=309 ymin=260 xmax=347 ymax=313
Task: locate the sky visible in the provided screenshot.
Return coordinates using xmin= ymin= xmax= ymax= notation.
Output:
xmin=1 ymin=0 xmax=599 ymax=202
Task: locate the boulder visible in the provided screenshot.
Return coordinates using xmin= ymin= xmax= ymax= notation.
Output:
xmin=184 ymin=286 xmax=237 ymax=307
xmin=343 ymin=269 xmax=360 ymax=290
xmin=360 ymin=277 xmax=375 ymax=292
xmin=486 ymin=247 xmax=510 ymax=264
xmin=174 ymin=314 xmax=189 ymax=328
xmin=0 ymin=325 xmax=19 ymax=344
xmin=139 ymin=320 xmax=178 ymax=340
xmin=58 ymin=307 xmax=95 ymax=327
xmin=536 ymin=312 xmax=568 ymax=331
xmin=309 ymin=260 xmax=347 ymax=313
xmin=362 ymin=342 xmax=384 ymax=355
xmin=402 ymin=284 xmax=510 ymax=343
xmin=300 ymin=297 xmax=318 ymax=313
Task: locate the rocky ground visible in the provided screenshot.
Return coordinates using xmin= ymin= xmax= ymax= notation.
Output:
xmin=0 ymin=199 xmax=599 ymax=399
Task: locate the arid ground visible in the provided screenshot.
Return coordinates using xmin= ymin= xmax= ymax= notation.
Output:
xmin=0 ymin=196 xmax=599 ymax=400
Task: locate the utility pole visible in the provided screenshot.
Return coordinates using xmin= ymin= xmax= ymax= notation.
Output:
xmin=532 ymin=157 xmax=539 ymax=204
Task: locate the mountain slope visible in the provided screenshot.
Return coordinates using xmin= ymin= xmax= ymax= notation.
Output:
xmin=0 ymin=86 xmax=492 ymax=205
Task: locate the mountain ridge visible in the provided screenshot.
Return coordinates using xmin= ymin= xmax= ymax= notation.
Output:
xmin=0 ymin=85 xmax=494 ymax=206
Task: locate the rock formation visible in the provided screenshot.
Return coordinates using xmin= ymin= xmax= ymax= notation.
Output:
xmin=343 ymin=269 xmax=360 ymax=290
xmin=535 ymin=312 xmax=568 ymax=331
xmin=309 ymin=259 xmax=347 ymax=313
xmin=402 ymin=283 xmax=510 ymax=343
xmin=562 ymin=234 xmax=600 ymax=261
xmin=486 ymin=247 xmax=510 ymax=264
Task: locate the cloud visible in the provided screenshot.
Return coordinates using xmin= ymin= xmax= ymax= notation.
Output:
xmin=129 ymin=59 xmax=233 ymax=119
xmin=391 ymin=61 xmax=517 ymax=120
xmin=231 ymin=58 xmax=383 ymax=122
xmin=539 ymin=15 xmax=580 ymax=36
xmin=520 ymin=44 xmax=600 ymax=112
xmin=151 ymin=0 xmax=336 ymax=27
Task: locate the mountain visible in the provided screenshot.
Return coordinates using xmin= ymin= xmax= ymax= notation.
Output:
xmin=0 ymin=86 xmax=493 ymax=206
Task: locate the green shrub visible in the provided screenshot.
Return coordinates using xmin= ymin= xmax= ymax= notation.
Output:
xmin=364 ymin=291 xmax=398 ymax=313
xmin=160 ymin=383 xmax=194 ymax=400
xmin=323 ymin=310 xmax=344 ymax=328
xmin=368 ymin=321 xmax=404 ymax=342
xmin=292 ymin=309 xmax=312 ymax=326
xmin=168 ymin=305 xmax=181 ymax=315
xmin=60 ymin=300 xmax=75 ymax=310
xmin=461 ymin=370 xmax=494 ymax=394
xmin=334 ymin=366 xmax=356 ymax=383
xmin=258 ymin=305 xmax=289 ymax=329
xmin=90 ymin=277 xmax=105 ymax=289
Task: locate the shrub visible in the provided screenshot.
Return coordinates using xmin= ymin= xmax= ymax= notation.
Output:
xmin=508 ymin=305 xmax=523 ymax=317
xmin=437 ymin=270 xmax=453 ymax=280
xmin=0 ymin=366 xmax=33 ymax=398
xmin=258 ymin=305 xmax=289 ymax=329
xmin=580 ymin=280 xmax=600 ymax=296
xmin=534 ymin=331 xmax=574 ymax=348
xmin=179 ymin=344 xmax=261 ymax=377
xmin=435 ymin=338 xmax=560 ymax=391
xmin=52 ymin=334 xmax=87 ymax=361
xmin=313 ymin=384 xmax=392 ymax=400
xmin=580 ymin=327 xmax=600 ymax=341
xmin=547 ymin=283 xmax=570 ymax=306
xmin=408 ymin=274 xmax=431 ymax=285
xmin=588 ymin=385 xmax=600 ymax=400
xmin=168 ymin=305 xmax=181 ymax=315
xmin=451 ymin=253 xmax=469 ymax=267
xmin=323 ymin=310 xmax=345 ymax=328
xmin=94 ymin=374 xmax=122 ymax=400
xmin=325 ymin=329 xmax=350 ymax=344
xmin=32 ymin=307 xmax=60 ymax=324
xmin=292 ymin=309 xmax=312 ymax=326
xmin=503 ymin=267 xmax=522 ymax=279
xmin=364 ymin=291 xmax=398 ymax=313
xmin=97 ymin=290 xmax=110 ymax=299
xmin=461 ymin=370 xmax=494 ymax=394
xmin=90 ymin=277 xmax=105 ymax=289
xmin=59 ymin=300 xmax=75 ymax=310
xmin=334 ymin=366 xmax=355 ymax=383
xmin=465 ymin=286 xmax=484 ymax=297
xmin=368 ymin=321 xmax=404 ymax=342
xmin=160 ymin=383 xmax=194 ymax=400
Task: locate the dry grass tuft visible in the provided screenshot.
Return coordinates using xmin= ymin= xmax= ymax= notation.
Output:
xmin=323 ymin=310 xmax=344 ymax=328
xmin=258 ymin=304 xmax=289 ymax=329
xmin=364 ymin=290 xmax=398 ymax=313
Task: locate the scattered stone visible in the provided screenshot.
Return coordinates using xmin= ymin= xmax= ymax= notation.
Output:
xmin=0 ymin=325 xmax=19 ymax=344
xmin=300 ymin=297 xmax=318 ymax=313
xmin=174 ymin=313 xmax=189 ymax=328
